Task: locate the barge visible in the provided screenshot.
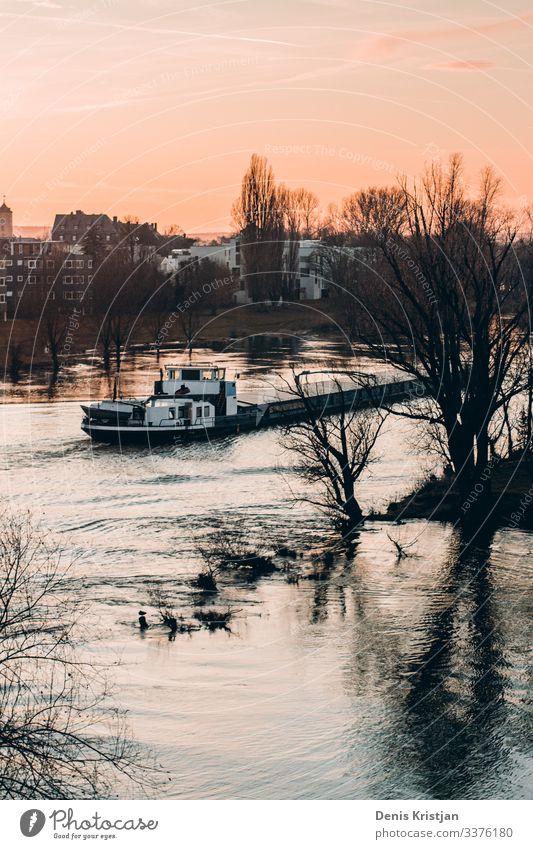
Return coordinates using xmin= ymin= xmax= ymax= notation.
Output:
xmin=81 ymin=363 xmax=423 ymax=445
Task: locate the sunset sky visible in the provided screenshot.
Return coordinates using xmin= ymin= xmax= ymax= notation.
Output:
xmin=1 ymin=0 xmax=532 ymax=233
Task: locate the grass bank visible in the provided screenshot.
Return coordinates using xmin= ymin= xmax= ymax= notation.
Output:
xmin=379 ymin=455 xmax=533 ymax=530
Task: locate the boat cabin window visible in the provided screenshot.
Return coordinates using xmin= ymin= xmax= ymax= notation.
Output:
xmin=204 ymin=406 xmax=210 ymax=416
xmin=168 ymin=408 xmax=176 ymax=419
xmin=177 ymin=405 xmax=186 ymax=418
xmin=196 ymin=406 xmax=203 ymax=418
xmin=181 ymin=368 xmax=200 ymax=380
xmin=165 ymin=366 xmax=225 ymax=382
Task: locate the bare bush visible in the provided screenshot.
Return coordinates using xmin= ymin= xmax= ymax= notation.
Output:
xmin=196 ymin=523 xmax=277 ymax=585
xmin=0 ymin=509 xmax=146 ymax=799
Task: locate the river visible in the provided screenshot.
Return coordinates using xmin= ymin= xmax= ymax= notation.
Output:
xmin=1 ymin=337 xmax=531 ymax=799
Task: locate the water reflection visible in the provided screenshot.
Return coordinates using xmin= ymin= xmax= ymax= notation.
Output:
xmin=393 ymin=528 xmax=519 ymax=798
xmin=297 ymin=523 xmax=532 ymax=800
xmin=2 ymin=335 xmax=359 ymax=404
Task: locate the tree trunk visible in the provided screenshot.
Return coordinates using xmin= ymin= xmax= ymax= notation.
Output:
xmin=102 ymin=342 xmax=110 ymax=371
xmin=343 ymin=495 xmax=363 ymax=526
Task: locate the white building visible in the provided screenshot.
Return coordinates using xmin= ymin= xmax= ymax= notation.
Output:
xmin=235 ymin=239 xmax=329 ymax=302
xmin=160 ymin=239 xmax=240 ymax=278
xmin=294 ymin=239 xmax=328 ymax=300
xmin=159 ymin=237 xmax=369 ymax=303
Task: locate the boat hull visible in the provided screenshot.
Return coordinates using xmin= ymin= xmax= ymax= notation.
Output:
xmin=81 ymin=379 xmax=425 ymax=445
xmin=81 ymin=415 xmax=256 ymax=444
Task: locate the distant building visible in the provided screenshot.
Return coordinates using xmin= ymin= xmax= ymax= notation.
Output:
xmin=293 ymin=239 xmax=329 ymax=300
xmin=0 ymin=198 xmax=13 ymax=239
xmin=158 ymin=237 xmax=334 ymax=303
xmin=0 ymin=238 xmax=94 ymax=318
xmin=51 ymin=211 xmax=117 ymax=249
xmin=159 ymin=238 xmax=240 ymax=278
xmin=51 ymin=210 xmax=163 ymax=262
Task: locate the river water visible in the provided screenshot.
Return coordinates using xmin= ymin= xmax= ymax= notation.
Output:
xmin=1 ymin=337 xmax=531 ymax=799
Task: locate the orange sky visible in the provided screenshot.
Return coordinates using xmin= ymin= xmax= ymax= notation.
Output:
xmin=1 ymin=0 xmax=532 ymax=233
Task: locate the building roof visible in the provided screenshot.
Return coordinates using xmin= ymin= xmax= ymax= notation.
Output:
xmin=52 ymin=211 xmax=117 ymax=240
xmin=0 ymin=200 xmax=12 ymax=213
xmin=118 ymin=220 xmax=162 ymax=247
xmin=51 ymin=210 xmax=163 ymax=247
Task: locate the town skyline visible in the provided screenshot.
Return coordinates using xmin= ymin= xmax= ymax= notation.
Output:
xmin=1 ymin=0 xmax=532 ymax=232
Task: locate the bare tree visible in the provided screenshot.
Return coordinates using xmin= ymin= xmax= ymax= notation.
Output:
xmin=279 ymin=185 xmax=320 ymax=238
xmin=173 ymin=256 xmax=234 ymax=353
xmin=337 ymin=155 xmax=531 ymax=521
xmin=281 ymin=372 xmax=387 ymax=534
xmin=232 ymin=154 xmax=284 ymax=301
xmin=42 ymin=298 xmax=67 ymax=376
xmin=91 ymin=252 xmax=136 ymax=371
xmin=122 ymin=215 xmax=140 ymax=267
xmin=99 ymin=316 xmax=113 ymax=371
xmin=315 ymin=241 xmax=362 ymax=338
xmin=0 ymin=508 xmax=146 ymax=799
xmin=148 ymin=283 xmax=174 ymax=359
xmin=276 ymin=185 xmax=321 ymax=296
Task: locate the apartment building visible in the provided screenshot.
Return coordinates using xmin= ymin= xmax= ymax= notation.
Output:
xmin=0 ymin=238 xmax=94 ymax=318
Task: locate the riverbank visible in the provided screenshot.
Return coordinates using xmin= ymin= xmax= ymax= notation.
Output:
xmin=379 ymin=455 xmax=533 ymax=529
xmin=0 ymin=301 xmax=342 ymax=370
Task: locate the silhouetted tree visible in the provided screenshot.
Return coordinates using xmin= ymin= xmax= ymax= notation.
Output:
xmin=232 ymin=154 xmax=284 ymax=301
xmin=336 ymin=155 xmax=531 ymax=521
xmin=281 ymin=371 xmax=387 ymax=534
xmin=0 ymin=508 xmax=145 ymax=799
xmin=173 ymin=256 xmax=235 ymax=352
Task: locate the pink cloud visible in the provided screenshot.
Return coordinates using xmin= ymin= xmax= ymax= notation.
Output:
xmin=424 ymin=59 xmax=496 ymax=72
xmin=358 ymin=10 xmax=533 ymax=60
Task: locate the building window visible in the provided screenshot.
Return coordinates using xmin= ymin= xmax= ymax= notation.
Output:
xmin=28 ymin=275 xmax=37 ymax=284
xmin=0 ymin=294 xmax=5 ymax=304
xmin=65 ymin=260 xmax=74 ymax=268
xmin=0 ymin=261 xmax=4 ymax=270
xmin=17 ymin=275 xmax=22 ymax=282
xmin=76 ymin=260 xmax=84 ymax=268
xmin=28 ymin=260 xmax=37 ymax=268
xmin=88 ymin=259 xmax=93 ymax=268
xmin=64 ymin=276 xmax=73 ymax=284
